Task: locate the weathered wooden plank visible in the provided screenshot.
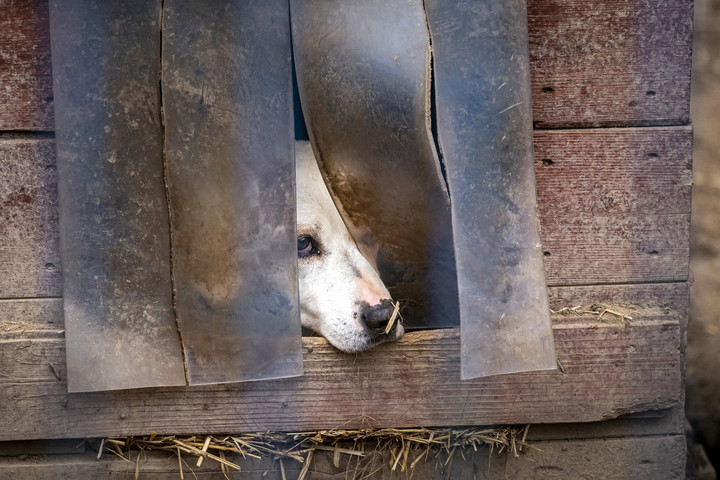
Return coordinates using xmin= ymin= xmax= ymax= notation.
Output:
xmin=0 ymin=434 xmax=687 ymax=479
xmin=534 ymin=127 xmax=693 ymax=218
xmin=0 ymin=126 xmax=691 ymax=298
xmin=0 ymin=283 xmax=689 ymax=331
xmin=536 ymin=126 xmax=692 ymax=285
xmin=2 ymin=1 xmax=691 ymax=131
xmin=0 ymin=302 xmax=681 ymax=440
xmin=0 ymin=451 xmax=279 ymax=479
xmin=543 ymin=213 xmax=689 ymax=285
xmin=548 ymin=282 xmax=689 ymax=314
xmin=0 ymin=140 xmax=60 ymax=298
xmin=528 ymin=404 xmax=686 ymax=440
xmin=0 ymin=298 xmax=63 ymax=333
xmin=479 ymin=435 xmax=686 ymax=480
xmin=0 ymin=0 xmax=54 ymax=131
xmin=300 ymin=435 xmax=686 ymax=480
xmin=528 ymin=0 xmax=693 ymax=128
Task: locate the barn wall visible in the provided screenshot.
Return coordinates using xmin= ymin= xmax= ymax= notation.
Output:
xmin=0 ymin=0 xmax=692 ymax=478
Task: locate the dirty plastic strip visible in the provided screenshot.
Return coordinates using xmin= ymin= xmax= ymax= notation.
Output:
xmin=291 ymin=0 xmax=459 ymax=329
xmin=425 ymin=0 xmax=557 ymax=378
xmin=162 ymin=0 xmax=303 ymax=384
xmin=49 ymin=0 xmax=186 ymax=392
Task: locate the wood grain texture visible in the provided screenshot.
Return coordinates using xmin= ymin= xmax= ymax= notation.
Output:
xmin=0 ymin=0 xmax=54 ymax=130
xmin=0 ymin=1 xmax=691 ymax=131
xmin=528 ymin=404 xmax=686 ymax=440
xmin=0 ymin=127 xmax=691 ymax=298
xmin=478 ymin=435 xmax=686 ymax=480
xmin=0 ymin=282 xmax=689 ymax=328
xmin=0 ymin=140 xmax=60 ymax=298
xmin=0 ymin=1 xmax=692 ymax=454
xmin=535 ymin=126 xmax=692 ymax=285
xmin=548 ymin=282 xmax=689 ymax=313
xmin=0 ymin=298 xmax=682 ymax=440
xmin=528 ymin=0 xmax=693 ymax=128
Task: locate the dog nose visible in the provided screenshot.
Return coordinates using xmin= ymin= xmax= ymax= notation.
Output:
xmin=359 ymin=299 xmax=395 ymax=331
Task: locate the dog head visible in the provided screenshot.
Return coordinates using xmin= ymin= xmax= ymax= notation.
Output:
xmin=295 ymin=141 xmax=404 ymax=352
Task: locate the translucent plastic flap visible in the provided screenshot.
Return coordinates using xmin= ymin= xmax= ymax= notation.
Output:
xmin=293 ymin=0 xmax=556 ymax=378
xmin=291 ymin=0 xmax=459 ymax=329
xmin=51 ymin=0 xmax=302 ymax=391
xmin=49 ymin=1 xmax=187 ymax=392
xmin=425 ymin=0 xmax=557 ymax=378
xmin=162 ymin=0 xmax=302 ymax=385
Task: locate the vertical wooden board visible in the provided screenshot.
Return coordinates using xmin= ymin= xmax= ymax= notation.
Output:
xmin=528 ymin=0 xmax=693 ymax=127
xmin=49 ymin=0 xmax=186 ymax=391
xmin=0 ymin=0 xmax=54 ymax=130
xmin=0 ymin=140 xmax=61 ymax=298
xmin=162 ymin=0 xmax=303 ymax=384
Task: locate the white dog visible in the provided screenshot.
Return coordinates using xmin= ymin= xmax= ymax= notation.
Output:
xmin=295 ymin=141 xmax=404 ymax=352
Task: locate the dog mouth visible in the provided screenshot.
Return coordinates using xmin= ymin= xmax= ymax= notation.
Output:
xmin=299 ymin=301 xmax=405 ymax=353
xmin=314 ymin=320 xmax=403 ymax=354
xmin=349 ymin=320 xmax=405 ymax=353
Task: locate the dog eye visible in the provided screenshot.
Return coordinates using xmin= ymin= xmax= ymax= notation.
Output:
xmin=297 ymin=236 xmax=318 ymax=258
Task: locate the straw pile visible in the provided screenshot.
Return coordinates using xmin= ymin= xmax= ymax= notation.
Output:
xmin=100 ymin=425 xmax=531 ymax=479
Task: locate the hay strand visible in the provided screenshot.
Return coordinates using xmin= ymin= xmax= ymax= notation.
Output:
xmin=177 ymin=447 xmax=184 ymax=480
xmin=297 ymin=448 xmax=314 ymax=480
xmin=101 ymin=425 xmax=530 ymax=477
xmin=196 ymin=436 xmax=211 ymax=467
xmin=385 ymin=301 xmax=402 ymax=334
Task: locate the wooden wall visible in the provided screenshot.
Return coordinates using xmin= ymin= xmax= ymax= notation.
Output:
xmin=0 ymin=0 xmax=693 ymax=478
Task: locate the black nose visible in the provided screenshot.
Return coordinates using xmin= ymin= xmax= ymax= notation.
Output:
xmin=359 ymin=299 xmax=395 ymax=331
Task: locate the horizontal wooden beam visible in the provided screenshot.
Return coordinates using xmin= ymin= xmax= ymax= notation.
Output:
xmin=0 ymin=434 xmax=687 ymax=479
xmin=0 ymin=126 xmax=691 ymax=298
xmin=0 ymin=1 xmax=692 ymax=131
xmin=0 ymin=297 xmax=682 ymax=440
xmin=0 ymin=139 xmax=60 ymax=298
xmin=0 ymin=280 xmax=689 ymax=331
xmin=528 ymin=0 xmax=692 ymax=128
xmin=535 ymin=126 xmax=692 ymax=285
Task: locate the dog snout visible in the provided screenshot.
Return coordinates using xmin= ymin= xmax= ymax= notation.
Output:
xmin=359 ymin=299 xmax=395 ymax=331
